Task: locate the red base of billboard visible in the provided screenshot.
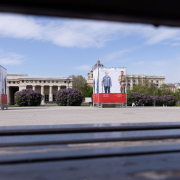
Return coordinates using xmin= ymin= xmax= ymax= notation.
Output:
xmin=0 ymin=94 xmax=7 ymax=105
xmin=93 ymin=93 xmax=126 ymax=103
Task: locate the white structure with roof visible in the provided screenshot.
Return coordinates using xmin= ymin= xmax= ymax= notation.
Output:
xmin=7 ymin=74 xmax=72 ymax=105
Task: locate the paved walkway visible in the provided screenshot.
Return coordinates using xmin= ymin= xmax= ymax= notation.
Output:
xmin=0 ymin=106 xmax=180 ymax=126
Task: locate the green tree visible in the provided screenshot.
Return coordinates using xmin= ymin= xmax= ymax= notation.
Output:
xmin=81 ymin=83 xmax=93 ymax=97
xmin=69 ymin=75 xmax=87 ymax=90
xmin=160 ymin=84 xmax=171 ymax=96
xmin=130 ymin=80 xmax=162 ymax=96
xmin=69 ymin=75 xmax=93 ymax=97
xmin=170 ymin=89 xmax=180 ymax=101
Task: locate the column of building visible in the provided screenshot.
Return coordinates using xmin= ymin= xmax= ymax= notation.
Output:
xmin=7 ymin=86 xmax=10 ymax=105
xmin=49 ymin=86 xmax=52 ymax=101
xmin=41 ymin=85 xmax=44 ymax=105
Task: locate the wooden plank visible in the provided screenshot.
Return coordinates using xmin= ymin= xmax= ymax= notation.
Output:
xmin=1 ymin=144 xmax=180 ymax=165
xmin=1 ymin=152 xmax=180 ymax=180
xmin=1 ymin=122 xmax=180 ymax=135
xmin=1 ymin=129 xmax=180 ymax=147
xmin=0 ymin=0 xmax=180 ymax=27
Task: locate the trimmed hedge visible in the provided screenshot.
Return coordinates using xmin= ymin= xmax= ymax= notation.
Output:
xmin=127 ymin=92 xmax=177 ymax=106
xmin=15 ymin=89 xmax=43 ymax=106
xmin=56 ymin=88 xmax=83 ymax=106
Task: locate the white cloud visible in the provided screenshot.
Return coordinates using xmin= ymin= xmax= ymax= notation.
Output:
xmin=0 ymin=51 xmax=25 ymax=65
xmin=144 ymin=28 xmax=179 ymax=44
xmin=172 ymin=43 xmax=180 ymax=46
xmin=151 ymin=61 xmax=167 ymax=66
xmin=104 ymin=49 xmax=132 ymax=61
xmin=75 ymin=65 xmax=92 ymax=71
xmin=134 ymin=61 xmax=145 ymax=65
xmin=0 ymin=13 xmax=180 ymax=48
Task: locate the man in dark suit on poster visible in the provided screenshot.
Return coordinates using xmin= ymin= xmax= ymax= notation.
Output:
xmin=101 ymin=72 xmax=112 ymax=93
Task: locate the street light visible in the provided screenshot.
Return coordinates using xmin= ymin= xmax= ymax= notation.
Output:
xmin=64 ymin=78 xmax=71 ymax=106
xmin=153 ymin=84 xmax=156 ymax=107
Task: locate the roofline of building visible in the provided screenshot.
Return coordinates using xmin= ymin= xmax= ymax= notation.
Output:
xmin=7 ymin=74 xmax=28 ymax=76
xmin=0 ymin=65 xmax=7 ymax=70
xmin=17 ymin=77 xmax=72 ymax=80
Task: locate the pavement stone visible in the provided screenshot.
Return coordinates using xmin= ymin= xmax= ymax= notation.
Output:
xmin=0 ymin=106 xmax=179 ymax=126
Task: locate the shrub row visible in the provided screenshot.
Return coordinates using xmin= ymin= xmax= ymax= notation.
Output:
xmin=127 ymin=92 xmax=178 ymax=106
xmin=15 ymin=89 xmax=43 ymax=106
xmin=56 ymin=88 xmax=83 ymax=106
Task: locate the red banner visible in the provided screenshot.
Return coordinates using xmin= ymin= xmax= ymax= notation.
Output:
xmin=0 ymin=94 xmax=7 ymax=105
xmin=93 ymin=93 xmax=126 ymax=103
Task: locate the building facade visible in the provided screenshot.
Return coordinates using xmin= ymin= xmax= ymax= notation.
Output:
xmin=87 ymin=61 xmax=165 ymax=89
xmin=7 ymin=74 xmax=72 ymax=105
xmin=126 ymin=74 xmax=165 ymax=90
xmin=166 ymin=84 xmax=176 ymax=93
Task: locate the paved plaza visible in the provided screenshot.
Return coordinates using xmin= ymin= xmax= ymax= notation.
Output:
xmin=0 ymin=106 xmax=180 ymax=126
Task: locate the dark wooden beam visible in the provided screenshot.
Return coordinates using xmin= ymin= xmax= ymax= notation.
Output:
xmin=0 ymin=0 xmax=180 ymax=27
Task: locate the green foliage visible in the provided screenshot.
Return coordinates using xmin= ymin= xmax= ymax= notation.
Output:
xmin=130 ymin=81 xmax=180 ymax=105
xmin=69 ymin=75 xmax=93 ymax=97
xmin=70 ymin=75 xmax=87 ymax=90
xmin=81 ymin=83 xmax=93 ymax=97
xmin=131 ymin=80 xmax=156 ymax=96
xmin=160 ymin=84 xmax=171 ymax=96
xmin=170 ymin=89 xmax=180 ymax=101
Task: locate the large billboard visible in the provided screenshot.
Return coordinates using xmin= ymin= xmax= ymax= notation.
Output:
xmin=0 ymin=65 xmax=7 ymax=105
xmin=93 ymin=67 xmax=127 ymax=103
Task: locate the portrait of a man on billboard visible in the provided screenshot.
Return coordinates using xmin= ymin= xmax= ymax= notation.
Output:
xmin=118 ymin=70 xmax=126 ymax=93
xmin=101 ymin=72 xmax=112 ymax=93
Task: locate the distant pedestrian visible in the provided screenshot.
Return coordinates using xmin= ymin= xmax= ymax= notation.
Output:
xmin=132 ymin=102 xmax=135 ymax=107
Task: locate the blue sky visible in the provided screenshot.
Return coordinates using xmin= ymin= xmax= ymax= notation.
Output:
xmin=0 ymin=13 xmax=180 ymax=83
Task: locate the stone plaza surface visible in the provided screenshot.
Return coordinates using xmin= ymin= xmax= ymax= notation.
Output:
xmin=0 ymin=106 xmax=180 ymax=126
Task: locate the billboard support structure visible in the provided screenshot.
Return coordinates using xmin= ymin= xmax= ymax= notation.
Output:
xmin=0 ymin=65 xmax=8 ymax=110
xmin=126 ymin=68 xmax=127 ymax=108
xmin=97 ymin=60 xmax=100 ymax=107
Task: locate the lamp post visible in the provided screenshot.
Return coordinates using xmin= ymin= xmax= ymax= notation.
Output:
xmin=64 ymin=78 xmax=71 ymax=106
xmin=154 ymin=84 xmax=156 ymax=107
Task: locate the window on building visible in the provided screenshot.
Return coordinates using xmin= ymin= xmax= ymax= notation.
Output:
xmin=26 ymin=80 xmax=29 ymax=83
xmin=128 ymin=80 xmax=130 ymax=82
xmin=151 ymin=80 xmax=153 ymax=82
xmin=133 ymin=80 xmax=135 ymax=83
xmin=133 ymin=84 xmax=135 ymax=86
xmin=48 ymin=81 xmax=50 ymax=83
xmin=156 ymin=84 xmax=158 ymax=87
xmin=35 ymin=81 xmax=37 ymax=83
xmin=53 ymin=94 xmax=56 ymax=101
xmin=13 ymin=81 xmax=15 ymax=84
xmin=128 ymin=84 xmax=130 ymax=89
xmin=56 ymin=81 xmax=58 ymax=83
xmin=52 ymin=81 xmax=54 ymax=83
xmin=39 ymin=81 xmax=41 ymax=83
xmin=88 ymin=76 xmax=90 ymax=79
xmin=45 ymin=95 xmax=49 ymax=102
xmin=22 ymin=80 xmax=24 ymax=83
xmin=9 ymin=81 xmax=11 ymax=84
xmin=156 ymin=80 xmax=158 ymax=83
xmin=44 ymin=81 xmax=46 ymax=83
xmin=91 ymin=74 xmax=93 ymax=78
xmin=30 ymin=80 xmax=33 ymax=83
